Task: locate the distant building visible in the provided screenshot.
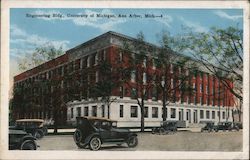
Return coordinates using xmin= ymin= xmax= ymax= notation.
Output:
xmin=13 ymin=31 xmax=234 ymax=127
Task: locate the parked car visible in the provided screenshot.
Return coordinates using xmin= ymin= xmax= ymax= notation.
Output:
xmin=200 ymin=121 xmax=215 ymax=132
xmin=9 ymin=129 xmax=37 ymax=150
xmin=214 ymin=122 xmax=239 ymax=132
xmin=73 ymin=117 xmax=138 ymax=151
xmin=152 ymin=120 xmax=178 ymax=135
xmin=233 ymin=122 xmax=243 ymax=129
xmin=10 ymin=119 xmax=48 ymax=139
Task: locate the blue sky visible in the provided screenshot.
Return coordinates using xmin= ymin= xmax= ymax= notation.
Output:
xmin=10 ymin=8 xmax=243 ymax=80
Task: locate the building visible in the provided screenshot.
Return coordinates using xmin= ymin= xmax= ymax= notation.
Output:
xmin=13 ymin=31 xmax=235 ymax=127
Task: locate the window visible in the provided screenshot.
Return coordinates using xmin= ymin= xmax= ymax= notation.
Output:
xmin=206 ymin=110 xmax=210 ymax=119
xmin=152 ymin=58 xmax=156 ymax=69
xmin=144 ymin=106 xmax=148 ymax=118
xmin=131 ymin=88 xmax=137 ymax=99
xmin=95 ymin=53 xmax=99 ymax=65
xmin=77 ymin=107 xmax=81 ymax=117
xmin=143 ymin=72 xmax=147 ymax=84
xmin=152 ymin=86 xmax=157 ymax=101
xmin=131 ymin=106 xmax=138 ymax=118
xmin=143 ymin=58 xmax=147 ymax=67
xmin=101 ymin=105 xmax=105 ymax=117
xmin=119 ymin=52 xmax=123 ymax=62
xmin=170 ymin=108 xmax=176 ymax=118
xmin=200 ymin=97 xmax=202 ymax=104
xmin=119 ymin=86 xmax=124 ymax=98
xmin=222 ymin=111 xmax=225 ymax=119
xmin=103 ymin=50 xmax=106 ymax=61
xmin=170 ymin=64 xmax=173 ymax=73
xmin=171 ymin=78 xmax=174 ymax=89
xmin=212 ymin=111 xmax=215 ymax=119
xmin=95 ymin=71 xmax=99 ymax=82
xmin=131 ymin=70 xmax=136 ymax=82
xmin=84 ymin=107 xmax=89 ymax=116
xmin=87 ymin=56 xmax=90 ymax=67
xmin=92 ymin=106 xmax=97 ymax=117
xmin=217 ymin=111 xmax=220 ymax=118
xmin=200 ymin=110 xmax=204 ymax=119
xmin=120 ymin=105 xmax=124 ymax=118
xmin=200 ymin=84 xmax=202 ymax=93
xmin=71 ymin=108 xmax=74 ymax=118
xmin=152 ymin=107 xmax=158 ymax=118
xmin=206 ymin=86 xmax=208 ymax=94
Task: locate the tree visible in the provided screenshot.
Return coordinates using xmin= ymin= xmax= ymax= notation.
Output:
xmin=13 ymin=44 xmax=65 ymax=133
xmin=18 ymin=43 xmax=64 ymax=71
xmin=155 ymin=31 xmax=197 ymax=121
xmin=122 ymin=32 xmax=155 ymax=132
xmin=180 ymin=26 xmax=243 ymax=122
xmin=90 ymin=60 xmax=119 ymax=118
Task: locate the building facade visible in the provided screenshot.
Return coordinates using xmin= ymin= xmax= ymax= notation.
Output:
xmin=13 ymin=31 xmax=234 ymax=127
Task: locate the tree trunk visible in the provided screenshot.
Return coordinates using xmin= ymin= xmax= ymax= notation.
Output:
xmin=53 ymin=110 xmax=58 ymax=134
xmin=107 ymin=104 xmax=110 ymax=119
xmin=162 ymin=86 xmax=167 ymax=121
xmin=140 ymin=99 xmax=145 ymax=132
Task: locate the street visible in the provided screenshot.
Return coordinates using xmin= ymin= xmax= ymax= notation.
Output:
xmin=37 ymin=130 xmax=242 ymax=151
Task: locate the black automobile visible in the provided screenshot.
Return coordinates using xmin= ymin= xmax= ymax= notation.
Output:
xmin=73 ymin=117 xmax=138 ymax=151
xmin=152 ymin=121 xmax=178 ymax=135
xmin=9 ymin=129 xmax=38 ymax=150
xmin=200 ymin=121 xmax=215 ymax=132
xmin=10 ymin=119 xmax=48 ymax=139
xmin=214 ymin=122 xmax=239 ymax=132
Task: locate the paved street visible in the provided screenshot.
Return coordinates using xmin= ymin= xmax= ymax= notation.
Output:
xmin=37 ymin=130 xmax=242 ymax=151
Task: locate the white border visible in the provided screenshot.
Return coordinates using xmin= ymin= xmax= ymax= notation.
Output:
xmin=1 ymin=1 xmax=249 ymax=159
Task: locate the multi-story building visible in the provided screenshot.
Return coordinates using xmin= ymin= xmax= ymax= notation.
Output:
xmin=13 ymin=31 xmax=234 ymax=127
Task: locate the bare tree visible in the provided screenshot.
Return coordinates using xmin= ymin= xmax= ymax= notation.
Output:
xmin=180 ymin=26 xmax=243 ymax=121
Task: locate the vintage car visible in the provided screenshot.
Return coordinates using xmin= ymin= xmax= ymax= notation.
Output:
xmin=152 ymin=120 xmax=178 ymax=135
xmin=9 ymin=129 xmax=38 ymax=150
xmin=73 ymin=117 xmax=138 ymax=151
xmin=11 ymin=119 xmax=48 ymax=139
xmin=214 ymin=122 xmax=239 ymax=132
xmin=200 ymin=121 xmax=215 ymax=132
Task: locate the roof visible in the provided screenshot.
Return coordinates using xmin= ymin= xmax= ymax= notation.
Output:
xmin=76 ymin=116 xmax=117 ymax=122
xmin=16 ymin=119 xmax=45 ymax=123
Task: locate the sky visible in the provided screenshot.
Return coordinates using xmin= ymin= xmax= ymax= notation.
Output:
xmin=10 ymin=8 xmax=243 ymax=85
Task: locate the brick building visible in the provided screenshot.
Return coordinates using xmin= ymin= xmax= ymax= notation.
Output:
xmin=13 ymin=31 xmax=234 ymax=127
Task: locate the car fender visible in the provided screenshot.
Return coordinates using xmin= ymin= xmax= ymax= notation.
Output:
xmin=126 ymin=133 xmax=137 ymax=140
xmin=22 ymin=135 xmax=37 ymax=141
xmin=20 ymin=135 xmax=37 ymax=148
xmin=84 ymin=133 xmax=101 ymax=144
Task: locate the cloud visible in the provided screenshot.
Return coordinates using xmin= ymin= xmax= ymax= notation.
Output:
xmin=214 ymin=10 xmax=242 ymax=21
xmin=31 ymin=9 xmax=126 ymax=31
xmin=10 ymin=25 xmax=70 ymax=50
xmin=179 ymin=17 xmax=208 ymax=33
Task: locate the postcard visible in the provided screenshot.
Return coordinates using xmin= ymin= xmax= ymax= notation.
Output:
xmin=0 ymin=0 xmax=249 ymax=160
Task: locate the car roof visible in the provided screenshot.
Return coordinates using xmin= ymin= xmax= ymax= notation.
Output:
xmin=16 ymin=119 xmax=44 ymax=122
xmin=76 ymin=116 xmax=117 ymax=122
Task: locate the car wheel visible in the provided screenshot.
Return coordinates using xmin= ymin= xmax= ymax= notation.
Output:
xmin=159 ymin=128 xmax=165 ymax=135
xmin=89 ymin=137 xmax=101 ymax=151
xmin=20 ymin=140 xmax=37 ymax=150
xmin=73 ymin=129 xmax=87 ymax=149
xmin=34 ymin=130 xmax=44 ymax=139
xmin=127 ymin=136 xmax=138 ymax=148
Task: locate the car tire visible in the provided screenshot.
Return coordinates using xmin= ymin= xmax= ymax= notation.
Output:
xmin=159 ymin=128 xmax=165 ymax=135
xmin=127 ymin=136 xmax=138 ymax=148
xmin=73 ymin=129 xmax=87 ymax=149
xmin=34 ymin=130 xmax=44 ymax=139
xmin=89 ymin=137 xmax=101 ymax=151
xmin=20 ymin=140 xmax=37 ymax=150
